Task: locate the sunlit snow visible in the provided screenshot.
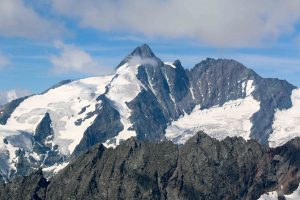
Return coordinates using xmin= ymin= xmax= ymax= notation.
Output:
xmin=166 ymin=80 xmax=260 ymax=144
xmin=269 ymin=88 xmax=300 ymax=147
xmin=104 ymin=63 xmax=144 ymax=147
xmin=258 ymin=183 xmax=300 ymax=200
xmin=164 ymin=62 xmax=176 ymax=69
xmin=0 ymin=76 xmax=113 ymax=176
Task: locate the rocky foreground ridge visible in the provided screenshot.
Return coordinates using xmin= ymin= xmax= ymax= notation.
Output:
xmin=1 ymin=132 xmax=300 ymax=200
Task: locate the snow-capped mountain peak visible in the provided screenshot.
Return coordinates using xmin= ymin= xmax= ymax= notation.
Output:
xmin=0 ymin=44 xmax=299 ymax=181
xmin=130 ymin=43 xmax=156 ymax=58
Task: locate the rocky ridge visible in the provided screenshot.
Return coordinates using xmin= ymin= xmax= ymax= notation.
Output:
xmin=1 ymin=132 xmax=300 ymax=200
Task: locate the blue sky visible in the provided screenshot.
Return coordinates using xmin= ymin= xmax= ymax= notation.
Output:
xmin=0 ymin=0 xmax=300 ymax=103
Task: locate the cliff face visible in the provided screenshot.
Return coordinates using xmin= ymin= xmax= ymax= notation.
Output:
xmin=1 ymin=132 xmax=300 ymax=200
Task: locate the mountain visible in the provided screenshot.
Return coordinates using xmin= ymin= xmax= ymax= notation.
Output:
xmin=1 ymin=132 xmax=300 ymax=200
xmin=0 ymin=44 xmax=299 ymax=180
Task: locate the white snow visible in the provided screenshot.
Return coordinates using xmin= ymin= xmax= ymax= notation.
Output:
xmin=269 ymin=88 xmax=300 ymax=147
xmin=43 ymin=162 xmax=69 ymax=174
xmin=0 ymin=75 xmax=113 ymax=176
xmin=258 ymin=184 xmax=300 ymax=200
xmin=0 ymin=126 xmax=28 ymax=174
xmin=258 ymin=191 xmax=279 ymax=200
xmin=164 ymin=62 xmax=176 ymax=69
xmin=285 ymin=184 xmax=300 ymax=200
xmin=162 ymin=67 xmax=176 ymax=105
xmin=245 ymin=80 xmax=255 ymax=96
xmin=189 ymin=85 xmax=195 ymax=100
xmin=104 ymin=63 xmax=144 ymax=147
xmin=4 ymin=76 xmax=113 ymax=154
xmin=166 ymin=95 xmax=260 ymax=144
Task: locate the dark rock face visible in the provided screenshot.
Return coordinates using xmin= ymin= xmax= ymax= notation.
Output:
xmin=1 ymin=132 xmax=299 ymax=200
xmin=184 ymin=58 xmax=295 ymax=144
xmin=33 ymin=113 xmax=65 ymax=169
xmin=0 ymin=96 xmax=28 ymax=125
xmin=0 ymin=169 xmax=49 ymax=200
xmin=126 ymin=52 xmax=296 ymax=144
xmin=72 ymin=95 xmax=123 ymax=158
xmin=117 ymin=44 xmax=158 ymax=68
xmin=188 ymin=58 xmax=257 ymax=108
xmin=250 ymin=78 xmax=295 ymax=143
xmin=128 ymin=89 xmax=168 ymax=141
xmin=112 ymin=45 xmax=296 ymax=146
xmin=33 ymin=113 xmax=54 ymax=154
xmin=48 ymin=139 xmax=179 ymax=200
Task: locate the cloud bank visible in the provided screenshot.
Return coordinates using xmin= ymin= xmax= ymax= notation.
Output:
xmin=0 ymin=0 xmax=67 ymax=40
xmin=50 ymin=0 xmax=300 ymax=47
xmin=1 ymin=0 xmax=300 ymax=47
xmin=50 ymin=41 xmax=112 ymax=75
xmin=0 ymin=89 xmax=31 ymax=105
xmin=127 ymin=56 xmax=159 ymax=67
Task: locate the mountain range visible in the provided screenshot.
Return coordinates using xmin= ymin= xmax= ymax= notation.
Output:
xmin=0 ymin=44 xmax=299 ymax=197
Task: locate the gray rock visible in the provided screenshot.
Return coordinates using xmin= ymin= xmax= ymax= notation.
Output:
xmin=0 ymin=169 xmax=48 ymax=200
xmin=118 ymin=47 xmax=296 ymax=145
xmin=72 ymin=95 xmax=123 ymax=158
xmin=2 ymin=132 xmax=300 ymax=200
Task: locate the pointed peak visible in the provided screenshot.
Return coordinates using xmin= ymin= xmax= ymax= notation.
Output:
xmin=130 ymin=44 xmax=156 ymax=58
xmin=173 ymin=60 xmax=182 ymax=67
xmin=116 ymin=44 xmax=160 ymax=68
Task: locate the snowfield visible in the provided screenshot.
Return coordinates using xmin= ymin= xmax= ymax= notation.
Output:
xmin=258 ymin=183 xmax=300 ymax=200
xmin=104 ymin=63 xmax=144 ymax=148
xmin=166 ymin=80 xmax=260 ymax=144
xmin=4 ymin=76 xmax=113 ymax=154
xmin=269 ymin=88 xmax=300 ymax=147
xmin=166 ymin=95 xmax=260 ymax=144
xmin=0 ymin=76 xmax=113 ymax=177
xmin=0 ymin=61 xmax=148 ymax=177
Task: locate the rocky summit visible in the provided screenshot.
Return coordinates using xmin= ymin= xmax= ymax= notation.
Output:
xmin=0 ymin=44 xmax=299 ymax=183
xmin=1 ymin=132 xmax=300 ymax=200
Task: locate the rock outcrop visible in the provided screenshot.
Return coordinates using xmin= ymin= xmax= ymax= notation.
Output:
xmin=1 ymin=132 xmax=300 ymax=200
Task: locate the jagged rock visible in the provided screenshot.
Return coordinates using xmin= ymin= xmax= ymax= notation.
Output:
xmin=72 ymin=95 xmax=124 ymax=157
xmin=33 ymin=113 xmax=54 ymax=154
xmin=188 ymin=58 xmax=295 ymax=144
xmin=1 ymin=132 xmax=299 ymax=200
xmin=0 ymin=169 xmax=49 ymax=200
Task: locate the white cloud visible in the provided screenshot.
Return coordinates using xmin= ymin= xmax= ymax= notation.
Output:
xmin=50 ymin=0 xmax=300 ymax=47
xmin=0 ymin=89 xmax=31 ymax=105
xmin=127 ymin=56 xmax=159 ymax=67
xmin=0 ymin=53 xmax=10 ymax=69
xmin=50 ymin=41 xmax=112 ymax=75
xmin=0 ymin=0 xmax=67 ymax=40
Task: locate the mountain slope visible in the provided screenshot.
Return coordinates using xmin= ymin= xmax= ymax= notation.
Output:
xmin=0 ymin=44 xmax=299 ymax=180
xmin=1 ymin=132 xmax=300 ymax=200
